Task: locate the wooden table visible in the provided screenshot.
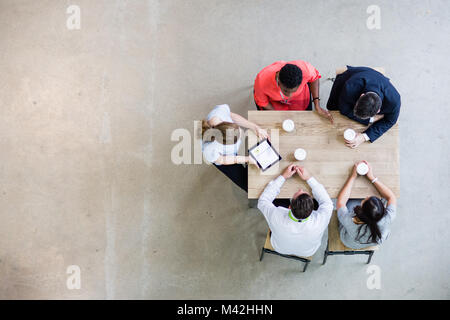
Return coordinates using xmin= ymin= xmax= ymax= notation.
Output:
xmin=247 ymin=111 xmax=399 ymax=199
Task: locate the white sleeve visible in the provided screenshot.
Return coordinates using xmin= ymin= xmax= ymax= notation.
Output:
xmin=257 ymin=176 xmax=285 ymax=222
xmin=307 ymin=177 xmax=333 ymax=218
xmin=202 ymin=143 xmax=220 ymax=164
xmin=207 ymin=104 xmax=231 ymax=122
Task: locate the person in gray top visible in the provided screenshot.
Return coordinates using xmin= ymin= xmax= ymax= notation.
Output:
xmin=336 ymin=161 xmax=397 ymax=249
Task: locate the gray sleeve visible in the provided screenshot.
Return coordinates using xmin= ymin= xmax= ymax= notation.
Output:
xmin=385 ymin=204 xmax=397 ymax=221
xmin=337 ymin=206 xmax=355 ymax=231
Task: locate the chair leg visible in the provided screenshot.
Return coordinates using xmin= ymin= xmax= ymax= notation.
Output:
xmin=259 ymin=248 xmax=265 ymax=261
xmin=322 ymin=243 xmax=329 ymax=265
xmin=367 ymin=251 xmax=374 ymax=264
xmin=302 ymin=261 xmax=310 ymax=272
xmin=322 ymin=251 xmax=328 ymax=265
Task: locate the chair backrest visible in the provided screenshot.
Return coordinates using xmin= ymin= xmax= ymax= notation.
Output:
xmin=328 ymin=210 xmax=379 ymax=252
xmin=336 ymin=66 xmax=386 ymax=76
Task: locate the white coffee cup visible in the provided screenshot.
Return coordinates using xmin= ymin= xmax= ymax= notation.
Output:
xmin=344 ymin=128 xmax=356 ymax=141
xmin=282 ymin=119 xmax=295 ymax=132
xmin=357 ymin=162 xmax=369 ymax=175
xmin=294 ymin=148 xmax=307 ymax=161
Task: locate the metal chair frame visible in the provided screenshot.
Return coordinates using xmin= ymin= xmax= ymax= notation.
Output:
xmin=259 ymin=247 xmax=311 ymax=272
xmin=322 ymin=243 xmax=375 ymax=265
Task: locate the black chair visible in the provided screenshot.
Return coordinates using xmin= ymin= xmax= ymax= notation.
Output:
xmin=260 ymin=230 xmax=312 ymax=272
xmin=322 ymin=211 xmax=379 ymax=265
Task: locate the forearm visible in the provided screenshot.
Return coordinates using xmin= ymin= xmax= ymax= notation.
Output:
xmin=368 ymin=176 xmax=396 ymax=204
xmin=230 ymin=112 xmax=257 ymax=130
xmin=337 ymin=175 xmax=356 ymax=208
xmin=309 ymin=80 xmax=320 ymax=108
xmin=258 ymin=176 xmax=285 ymax=210
xmin=259 ymin=102 xmax=274 ymax=110
xmin=364 ymin=119 xmax=395 ymax=142
xmin=216 ymin=155 xmax=249 ymax=165
xmin=307 ymin=177 xmax=332 ymax=206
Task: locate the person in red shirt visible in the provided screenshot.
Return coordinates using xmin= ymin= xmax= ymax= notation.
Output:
xmin=254 ymin=60 xmax=333 ymax=123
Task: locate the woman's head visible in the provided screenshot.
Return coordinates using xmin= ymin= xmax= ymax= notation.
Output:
xmin=201 ymin=120 xmax=241 ymax=145
xmin=354 ymin=196 xmax=386 ymax=244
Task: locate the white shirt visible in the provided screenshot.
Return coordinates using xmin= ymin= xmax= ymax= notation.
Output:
xmin=202 ymin=104 xmax=242 ymax=164
xmin=257 ymin=176 xmax=333 ymax=257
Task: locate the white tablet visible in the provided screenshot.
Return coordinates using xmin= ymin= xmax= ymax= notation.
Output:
xmin=248 ymin=139 xmax=282 ymax=172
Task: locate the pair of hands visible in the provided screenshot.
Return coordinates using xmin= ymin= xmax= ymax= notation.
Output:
xmin=282 ymin=164 xmax=312 ymax=181
xmin=351 ymin=160 xmax=376 ymax=181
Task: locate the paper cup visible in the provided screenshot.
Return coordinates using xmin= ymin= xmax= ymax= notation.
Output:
xmin=344 ymin=128 xmax=356 ymax=141
xmin=357 ymin=162 xmax=369 ymax=175
xmin=294 ymin=148 xmax=307 ymax=161
xmin=282 ymin=119 xmax=295 ymax=132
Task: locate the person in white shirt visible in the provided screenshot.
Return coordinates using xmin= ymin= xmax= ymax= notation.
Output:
xmin=201 ymin=104 xmax=269 ymax=191
xmin=257 ymin=164 xmax=334 ymax=257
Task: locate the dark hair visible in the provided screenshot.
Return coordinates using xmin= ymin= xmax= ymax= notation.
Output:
xmin=354 ymin=196 xmax=386 ymax=244
xmin=291 ymin=193 xmax=314 ymax=220
xmin=279 ymin=64 xmax=302 ymax=89
xmin=354 ymin=92 xmax=382 ymax=119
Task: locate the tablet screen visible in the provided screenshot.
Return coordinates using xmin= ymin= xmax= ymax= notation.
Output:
xmin=249 ymin=139 xmax=281 ymax=171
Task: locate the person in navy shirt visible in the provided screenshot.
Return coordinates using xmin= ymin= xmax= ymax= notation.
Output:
xmin=327 ymin=66 xmax=401 ymax=148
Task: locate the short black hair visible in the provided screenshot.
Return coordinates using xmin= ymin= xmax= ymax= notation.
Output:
xmin=279 ymin=64 xmax=302 ymax=89
xmin=291 ymin=193 xmax=314 ymax=220
xmin=354 ymin=92 xmax=382 ymax=119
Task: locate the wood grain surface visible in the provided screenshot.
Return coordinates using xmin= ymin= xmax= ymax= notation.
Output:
xmin=247 ymin=111 xmax=399 ymax=199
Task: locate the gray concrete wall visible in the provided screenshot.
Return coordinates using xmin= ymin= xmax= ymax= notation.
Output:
xmin=0 ymin=0 xmax=449 ymax=299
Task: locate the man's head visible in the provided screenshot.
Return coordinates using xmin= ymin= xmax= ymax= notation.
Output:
xmin=354 ymin=92 xmax=382 ymax=119
xmin=277 ymin=64 xmax=303 ymax=97
xmin=290 ymin=189 xmax=314 ymax=220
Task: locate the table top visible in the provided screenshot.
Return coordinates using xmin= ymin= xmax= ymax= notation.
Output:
xmin=247 ymin=111 xmax=399 ymax=199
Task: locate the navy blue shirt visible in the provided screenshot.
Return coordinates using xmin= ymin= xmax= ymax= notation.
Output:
xmin=327 ymin=66 xmax=401 ymax=142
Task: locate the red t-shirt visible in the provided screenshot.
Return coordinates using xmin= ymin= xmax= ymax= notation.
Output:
xmin=254 ymin=60 xmax=321 ymax=110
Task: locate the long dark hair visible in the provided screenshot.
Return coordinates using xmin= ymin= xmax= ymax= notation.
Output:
xmin=354 ymin=196 xmax=386 ymax=244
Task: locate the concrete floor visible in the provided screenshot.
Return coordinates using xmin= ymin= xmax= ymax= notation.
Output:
xmin=0 ymin=0 xmax=449 ymax=299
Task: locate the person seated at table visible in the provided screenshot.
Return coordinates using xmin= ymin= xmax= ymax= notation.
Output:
xmin=253 ymin=60 xmax=333 ymax=123
xmin=327 ymin=66 xmax=401 ymax=148
xmin=201 ymin=104 xmax=269 ymax=192
xmin=336 ymin=161 xmax=397 ymax=249
xmin=257 ymin=164 xmax=333 ymax=257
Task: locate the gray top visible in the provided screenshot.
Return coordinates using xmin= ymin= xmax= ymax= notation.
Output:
xmin=337 ymin=199 xmax=396 ymax=249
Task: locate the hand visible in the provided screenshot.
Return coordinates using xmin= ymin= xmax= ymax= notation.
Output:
xmin=364 ymin=161 xmax=375 ymax=181
xmin=295 ymin=166 xmax=312 ymax=181
xmin=316 ymin=107 xmax=334 ymax=124
xmin=282 ymin=164 xmax=297 ymax=179
xmin=345 ymin=133 xmax=365 ymax=149
xmin=254 ymin=126 xmax=270 ymax=141
xmin=247 ymin=156 xmax=257 ymax=166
